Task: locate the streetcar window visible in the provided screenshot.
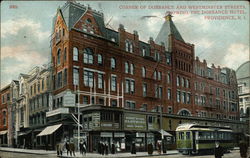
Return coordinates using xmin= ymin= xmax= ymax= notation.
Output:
xmin=179 ymin=132 xmax=184 ymax=140
xmin=198 ymin=132 xmax=204 ymax=139
xmin=186 ymin=132 xmax=190 ymax=139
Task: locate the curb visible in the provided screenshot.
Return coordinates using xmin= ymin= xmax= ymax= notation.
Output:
xmin=0 ymin=149 xmax=55 ymax=155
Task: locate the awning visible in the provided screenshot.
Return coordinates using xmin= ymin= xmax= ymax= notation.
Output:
xmin=0 ymin=130 xmax=8 ymax=135
xmin=37 ymin=124 xmax=62 ymax=136
xmin=159 ymin=129 xmax=172 ymax=137
xmin=18 ymin=130 xmax=31 ymax=136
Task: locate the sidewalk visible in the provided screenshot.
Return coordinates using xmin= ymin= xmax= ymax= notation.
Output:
xmin=0 ymin=147 xmax=178 ymax=157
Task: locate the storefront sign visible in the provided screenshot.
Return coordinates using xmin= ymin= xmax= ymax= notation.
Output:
xmin=114 ymin=132 xmax=125 ymax=138
xmin=124 ymin=113 xmax=146 ymax=130
xmin=92 ymin=112 xmax=100 ymax=129
xmin=46 ymin=108 xmax=69 ymax=117
xmin=63 ymin=91 xmax=75 ymax=107
xmin=147 ymin=133 xmax=154 ymax=138
xmin=101 ymin=123 xmax=112 ymax=127
xmin=136 ymin=132 xmax=145 ymax=137
xmin=100 ymin=132 xmax=112 ymax=137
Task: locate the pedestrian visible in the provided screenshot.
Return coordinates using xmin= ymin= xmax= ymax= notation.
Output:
xmin=83 ymin=141 xmax=87 ymax=155
xmin=214 ymin=141 xmax=224 ymax=158
xmin=131 ymin=141 xmax=136 ymax=154
xmin=98 ymin=141 xmax=101 ymax=154
xmin=111 ymin=142 xmax=115 ymax=154
xmin=147 ymin=143 xmax=153 ymax=155
xmin=105 ymin=142 xmax=109 ymax=155
xmin=65 ymin=141 xmax=70 ymax=156
xmin=157 ymin=140 xmax=162 ymax=155
xmin=79 ymin=140 xmax=84 ymax=155
xmin=101 ymin=142 xmax=105 ymax=155
xmin=58 ymin=142 xmax=64 ymax=156
xmin=69 ymin=142 xmax=76 ymax=157
xmin=239 ymin=139 xmax=248 ymax=158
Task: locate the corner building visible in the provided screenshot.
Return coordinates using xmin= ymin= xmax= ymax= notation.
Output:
xmin=48 ymin=1 xmax=244 ymax=151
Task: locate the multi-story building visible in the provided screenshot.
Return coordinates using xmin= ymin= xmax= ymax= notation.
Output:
xmin=26 ymin=65 xmax=52 ymax=149
xmin=236 ymin=61 xmax=250 ymax=131
xmin=0 ymin=84 xmax=11 ymax=146
xmin=34 ymin=1 xmax=244 ymax=151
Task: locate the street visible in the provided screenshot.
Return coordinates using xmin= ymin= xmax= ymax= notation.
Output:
xmin=0 ymin=150 xmax=242 ymax=158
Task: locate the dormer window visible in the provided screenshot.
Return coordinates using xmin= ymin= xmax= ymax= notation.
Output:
xmin=142 ymin=47 xmax=146 ymax=56
xmin=125 ymin=40 xmax=133 ymax=53
xmin=86 ymin=18 xmax=92 ymax=24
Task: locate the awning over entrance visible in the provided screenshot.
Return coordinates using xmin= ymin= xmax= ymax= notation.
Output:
xmin=0 ymin=130 xmax=8 ymax=135
xmin=159 ymin=129 xmax=172 ymax=136
xmin=37 ymin=124 xmax=62 ymax=136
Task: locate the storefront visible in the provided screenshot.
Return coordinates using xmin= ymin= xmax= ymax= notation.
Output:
xmin=0 ymin=130 xmax=8 ymax=147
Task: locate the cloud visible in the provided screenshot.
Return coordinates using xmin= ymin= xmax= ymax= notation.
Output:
xmin=222 ymin=43 xmax=249 ymax=70
xmin=1 ymin=18 xmax=50 ymax=40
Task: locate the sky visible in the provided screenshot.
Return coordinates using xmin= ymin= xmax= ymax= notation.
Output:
xmin=1 ymin=1 xmax=249 ymax=88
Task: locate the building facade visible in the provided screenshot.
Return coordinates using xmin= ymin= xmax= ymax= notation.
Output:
xmin=46 ymin=1 xmax=244 ymax=152
xmin=0 ymin=84 xmax=11 ymax=146
xmin=236 ymin=61 xmax=250 ymax=131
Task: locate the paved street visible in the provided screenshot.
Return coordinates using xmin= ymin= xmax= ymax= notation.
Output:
xmin=0 ymin=149 xmax=242 ymax=158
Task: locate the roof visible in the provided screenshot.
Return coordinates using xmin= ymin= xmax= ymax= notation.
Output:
xmin=236 ymin=61 xmax=250 ymax=79
xmin=176 ymin=123 xmax=232 ymax=132
xmin=20 ymin=73 xmax=30 ymax=79
xmin=155 ymin=14 xmax=184 ymax=50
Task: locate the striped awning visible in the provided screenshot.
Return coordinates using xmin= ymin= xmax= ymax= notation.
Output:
xmin=0 ymin=130 xmax=8 ymax=135
xmin=37 ymin=124 xmax=62 ymax=136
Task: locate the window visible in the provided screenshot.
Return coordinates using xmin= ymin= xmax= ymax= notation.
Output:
xmin=84 ymin=70 xmax=94 ymax=87
xmin=167 ymin=89 xmax=171 ymax=100
xmin=141 ymin=104 xmax=147 ymax=111
xmin=73 ymin=68 xmax=79 ymax=85
xmin=167 ymin=72 xmax=171 ymax=84
xmin=111 ymin=58 xmax=116 ymax=70
xmin=143 ymin=83 xmax=147 ymax=97
xmin=182 ymin=78 xmax=185 ymax=87
xmin=42 ymin=79 xmax=44 ymax=91
xmin=186 ymin=79 xmax=190 ymax=88
xmin=177 ymin=90 xmax=181 ymax=102
xmin=125 ymin=62 xmax=129 ymax=73
xmin=64 ymin=47 xmax=67 ymax=62
xmin=97 ymin=54 xmax=103 ymax=65
xmin=83 ymin=48 xmax=94 ymax=64
xmin=83 ymin=96 xmax=89 ymax=104
xmin=158 ymin=71 xmax=162 ymax=80
xmin=155 ymin=52 xmax=160 ymax=61
xmin=38 ymin=82 xmax=40 ymax=93
xmin=3 ymin=111 xmax=6 ymax=126
xmin=154 ymin=71 xmax=157 ymax=80
xmin=98 ymin=73 xmax=103 ymax=89
xmin=187 ymin=93 xmax=191 ymax=104
xmin=168 ymin=107 xmax=172 ymax=114
xmin=177 ymin=76 xmax=180 ymax=86
xmin=111 ymin=100 xmax=117 ymax=107
xmin=64 ymin=69 xmax=67 ymax=85
xmin=125 ymin=100 xmax=135 ymax=109
xmin=130 ymin=64 xmax=134 ymax=75
xmin=166 ymin=55 xmax=171 ymax=65
xmin=182 ymin=92 xmax=186 ymax=104
xmin=142 ymin=47 xmax=146 ymax=56
xmin=111 ymin=75 xmax=117 ymax=91
xmin=158 ymin=87 xmax=162 ymax=99
xmin=125 ymin=40 xmax=133 ymax=53
xmin=179 ymin=109 xmax=191 ymax=116
xmin=125 ymin=79 xmax=135 ymax=94
xmin=57 ymin=72 xmax=62 ymax=88
xmin=142 ymin=67 xmax=146 ymax=78
xmin=73 ymin=47 xmax=78 ymax=61
xmin=57 ymin=49 xmax=61 ymax=65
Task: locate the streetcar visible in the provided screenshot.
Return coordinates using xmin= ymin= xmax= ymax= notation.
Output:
xmin=176 ymin=123 xmax=234 ymax=155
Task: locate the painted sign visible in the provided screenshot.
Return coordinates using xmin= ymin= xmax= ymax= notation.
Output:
xmin=124 ymin=113 xmax=146 ymax=130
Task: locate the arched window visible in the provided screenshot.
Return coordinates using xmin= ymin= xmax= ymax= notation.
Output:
xmin=142 ymin=67 xmax=146 ymax=78
xmin=64 ymin=47 xmax=67 ymax=61
xmin=111 ymin=58 xmax=116 ymax=70
xmin=142 ymin=47 xmax=146 ymax=56
xmin=130 ymin=64 xmax=134 ymax=75
xmin=57 ymin=49 xmax=61 ymax=65
xmin=97 ymin=54 xmax=103 ymax=65
xmin=83 ymin=48 xmax=94 ymax=64
xmin=154 ymin=71 xmax=157 ymax=80
xmin=177 ymin=76 xmax=180 ymax=86
xmin=125 ymin=40 xmax=133 ymax=53
xmin=73 ymin=47 xmax=78 ymax=61
xmin=125 ymin=62 xmax=129 ymax=73
xmin=178 ymin=109 xmax=191 ymax=116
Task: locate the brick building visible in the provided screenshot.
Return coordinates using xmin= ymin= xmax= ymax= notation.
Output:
xmin=41 ymin=1 xmax=245 ymax=152
xmin=0 ymin=84 xmax=11 ymax=146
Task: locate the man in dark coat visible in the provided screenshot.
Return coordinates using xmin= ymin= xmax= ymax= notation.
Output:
xmin=131 ymin=141 xmax=136 ymax=154
xmin=65 ymin=141 xmax=70 ymax=156
xmin=147 ymin=143 xmax=153 ymax=155
xmin=111 ymin=142 xmax=115 ymax=154
xmin=239 ymin=139 xmax=248 ymax=158
xmin=214 ymin=141 xmax=224 ymax=158
xmin=79 ymin=140 xmax=84 ymax=155
xmin=105 ymin=142 xmax=109 ymax=155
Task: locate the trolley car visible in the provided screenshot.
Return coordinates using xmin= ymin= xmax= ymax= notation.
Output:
xmin=176 ymin=123 xmax=234 ymax=155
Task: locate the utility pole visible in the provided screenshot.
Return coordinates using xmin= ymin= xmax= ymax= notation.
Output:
xmin=77 ymin=85 xmax=80 ymax=151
